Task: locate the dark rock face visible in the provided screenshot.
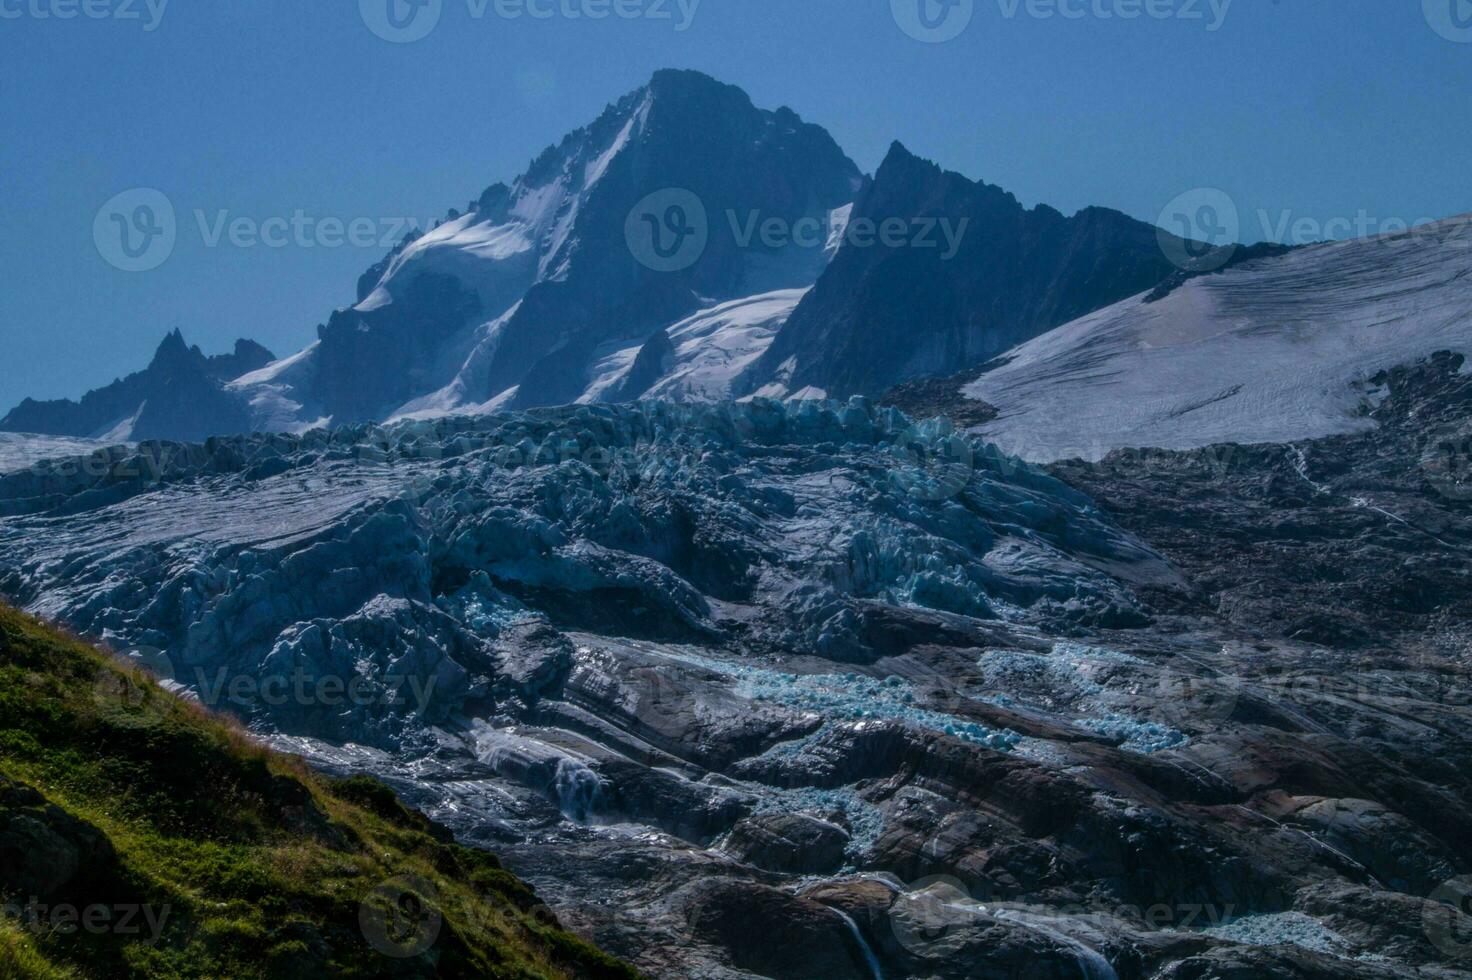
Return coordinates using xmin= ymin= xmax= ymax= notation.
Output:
xmin=607 ymin=328 xmax=676 ymax=403
xmin=0 ymin=776 xmax=119 ymax=898
xmin=486 ymin=69 xmax=862 ymax=409
xmin=0 ymin=330 xmax=273 ymax=441
xmin=356 ymin=228 xmax=423 ymax=304
xmin=315 ymin=272 xmax=484 ymax=424
xmin=280 ymin=69 xmax=865 ymax=424
xmin=1051 ymin=351 xmax=1472 ymax=652
xmin=1143 ymin=240 xmax=1298 ymax=303
xmin=746 ymin=142 xmax=1200 ymax=398
xmin=881 ymin=368 xmax=1000 ymax=428
xmin=722 ymin=811 xmax=850 ymax=874
xmin=682 ymin=880 xmax=876 ymax=980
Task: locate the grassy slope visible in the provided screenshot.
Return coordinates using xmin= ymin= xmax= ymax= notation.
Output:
xmin=0 ymin=605 xmax=639 ymax=980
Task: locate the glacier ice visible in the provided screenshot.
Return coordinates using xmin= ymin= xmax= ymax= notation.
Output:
xmin=0 ymin=399 xmax=1162 ymax=751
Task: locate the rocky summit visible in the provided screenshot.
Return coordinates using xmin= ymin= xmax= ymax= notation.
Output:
xmin=2 ymin=394 xmax=1469 ymax=978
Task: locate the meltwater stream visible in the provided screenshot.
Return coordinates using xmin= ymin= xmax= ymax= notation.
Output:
xmin=992 ymin=908 xmax=1118 ymax=980
xmin=830 ymin=908 xmax=884 ymax=980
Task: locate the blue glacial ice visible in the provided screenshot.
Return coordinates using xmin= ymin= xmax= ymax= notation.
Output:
xmin=0 ymin=399 xmax=1164 ymax=751
xmin=979 ymin=643 xmax=1187 ymax=754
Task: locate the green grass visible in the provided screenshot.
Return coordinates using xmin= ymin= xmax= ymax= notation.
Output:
xmin=0 ymin=605 xmax=640 ymax=980
xmin=1 ymin=918 xmax=82 ymax=980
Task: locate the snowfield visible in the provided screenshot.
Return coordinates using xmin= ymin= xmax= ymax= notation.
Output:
xmin=965 ymin=214 xmax=1472 ymax=461
xmin=578 ymin=288 xmax=808 ymax=404
xmin=0 ymin=432 xmax=116 ymax=474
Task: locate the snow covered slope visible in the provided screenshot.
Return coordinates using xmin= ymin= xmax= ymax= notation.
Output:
xmin=966 ymin=215 xmax=1472 ymax=461
xmin=229 ymin=70 xmax=861 ymax=428
xmin=576 ymin=288 xmax=807 ymax=404
xmin=0 ymin=433 xmax=115 ymax=474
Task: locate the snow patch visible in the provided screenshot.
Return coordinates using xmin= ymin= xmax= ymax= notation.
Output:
xmin=967 ymin=214 xmax=1472 ymax=461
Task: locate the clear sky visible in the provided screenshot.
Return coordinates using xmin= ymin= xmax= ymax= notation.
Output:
xmin=2 ymin=0 xmax=1470 ymax=411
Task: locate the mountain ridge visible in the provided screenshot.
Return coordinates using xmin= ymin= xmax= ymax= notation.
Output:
xmin=9 ymin=70 xmax=1455 ymax=455
xmin=741 ymin=140 xmax=1205 ymax=398
xmin=0 ymin=330 xmax=273 ymax=442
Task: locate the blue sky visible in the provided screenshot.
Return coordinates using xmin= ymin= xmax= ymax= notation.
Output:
xmin=2 ymin=0 xmax=1470 ymax=410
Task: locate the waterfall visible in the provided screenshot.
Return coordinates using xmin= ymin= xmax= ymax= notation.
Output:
xmin=552 ymin=758 xmax=604 ymax=822
xmin=829 ymin=908 xmax=883 ymax=980
xmin=992 ymin=909 xmax=1117 ymax=980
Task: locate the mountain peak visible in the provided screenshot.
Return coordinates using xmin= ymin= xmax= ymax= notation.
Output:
xmin=875 ymin=141 xmax=948 ymax=184
xmin=149 ymin=328 xmax=201 ymax=372
xmin=645 ymin=67 xmax=738 ymax=99
xmin=156 ymin=327 xmax=188 ymax=352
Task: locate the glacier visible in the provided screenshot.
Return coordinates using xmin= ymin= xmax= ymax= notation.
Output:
xmin=963 ymin=214 xmax=1472 ymax=461
xmin=2 ymin=398 xmax=1468 ymax=979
